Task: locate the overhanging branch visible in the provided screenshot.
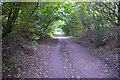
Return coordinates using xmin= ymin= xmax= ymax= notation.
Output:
xmin=102 ymin=2 xmax=118 ymax=17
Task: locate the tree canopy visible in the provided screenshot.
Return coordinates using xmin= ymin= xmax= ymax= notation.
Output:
xmin=2 ymin=2 xmax=120 ymax=48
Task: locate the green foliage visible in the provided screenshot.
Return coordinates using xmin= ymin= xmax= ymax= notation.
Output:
xmin=91 ymin=31 xmax=105 ymax=48
xmin=7 ymin=56 xmax=23 ymax=63
xmin=0 ymin=56 xmax=22 ymax=73
xmin=1 ymin=56 xmax=22 ymax=73
xmin=62 ymin=2 xmax=118 ymax=48
xmin=62 ymin=3 xmax=92 ymax=38
xmin=2 ymin=2 xmax=63 ymax=42
xmin=2 ymin=2 xmax=118 ymax=48
xmin=2 ymin=65 xmax=10 ymax=73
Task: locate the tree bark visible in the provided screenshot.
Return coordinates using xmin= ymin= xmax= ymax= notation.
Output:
xmin=11 ymin=3 xmax=20 ymax=28
xmin=6 ymin=2 xmax=15 ymax=31
xmin=3 ymin=2 xmax=20 ymax=38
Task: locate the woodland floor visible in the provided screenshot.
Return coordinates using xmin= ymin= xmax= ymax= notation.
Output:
xmin=2 ymin=34 xmax=119 ymax=78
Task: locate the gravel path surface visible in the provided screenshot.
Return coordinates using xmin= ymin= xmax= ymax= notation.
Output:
xmin=12 ymin=34 xmax=118 ymax=78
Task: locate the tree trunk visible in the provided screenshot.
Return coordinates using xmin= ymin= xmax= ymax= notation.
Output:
xmin=2 ymin=2 xmax=20 ymax=38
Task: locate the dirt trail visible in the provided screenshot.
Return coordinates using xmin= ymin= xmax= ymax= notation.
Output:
xmin=12 ymin=34 xmax=118 ymax=78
